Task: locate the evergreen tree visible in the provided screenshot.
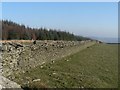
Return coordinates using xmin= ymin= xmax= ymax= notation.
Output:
xmin=2 ymin=20 xmax=91 ymax=41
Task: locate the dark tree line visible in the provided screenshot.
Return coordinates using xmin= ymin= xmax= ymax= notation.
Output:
xmin=2 ymin=20 xmax=91 ymax=41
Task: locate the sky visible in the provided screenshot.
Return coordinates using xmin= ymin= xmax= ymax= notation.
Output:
xmin=1 ymin=0 xmax=119 ymax=2
xmin=2 ymin=2 xmax=118 ymax=38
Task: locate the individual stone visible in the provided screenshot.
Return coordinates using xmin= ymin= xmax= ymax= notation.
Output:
xmin=33 ymin=79 xmax=41 ymax=82
xmin=0 ymin=75 xmax=22 ymax=89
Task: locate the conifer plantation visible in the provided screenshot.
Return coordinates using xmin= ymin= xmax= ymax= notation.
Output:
xmin=2 ymin=20 xmax=90 ymax=41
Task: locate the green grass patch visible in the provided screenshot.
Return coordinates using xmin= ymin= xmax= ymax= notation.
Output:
xmin=14 ymin=43 xmax=118 ymax=88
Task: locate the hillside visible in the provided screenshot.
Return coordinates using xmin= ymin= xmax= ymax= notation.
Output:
xmin=12 ymin=43 xmax=118 ymax=88
xmin=1 ymin=20 xmax=117 ymax=89
xmin=1 ymin=40 xmax=98 ymax=89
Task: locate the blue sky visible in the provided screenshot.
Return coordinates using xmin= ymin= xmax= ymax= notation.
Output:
xmin=2 ymin=2 xmax=118 ymax=38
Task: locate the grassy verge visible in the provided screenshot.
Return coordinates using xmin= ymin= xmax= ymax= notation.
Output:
xmin=14 ymin=43 xmax=118 ymax=88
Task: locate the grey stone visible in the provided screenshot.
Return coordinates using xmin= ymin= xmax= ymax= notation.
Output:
xmin=0 ymin=75 xmax=22 ymax=89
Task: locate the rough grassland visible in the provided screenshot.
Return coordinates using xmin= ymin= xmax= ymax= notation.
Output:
xmin=14 ymin=43 xmax=118 ymax=88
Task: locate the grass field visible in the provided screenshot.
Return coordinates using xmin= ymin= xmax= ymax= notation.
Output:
xmin=14 ymin=43 xmax=118 ymax=88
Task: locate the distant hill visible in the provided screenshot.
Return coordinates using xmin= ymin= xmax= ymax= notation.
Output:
xmin=2 ymin=20 xmax=91 ymax=41
xmin=90 ymin=37 xmax=118 ymax=43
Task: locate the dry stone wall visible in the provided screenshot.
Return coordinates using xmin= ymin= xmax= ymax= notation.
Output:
xmin=1 ymin=40 xmax=94 ymax=80
xmin=0 ymin=43 xmax=23 ymax=89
